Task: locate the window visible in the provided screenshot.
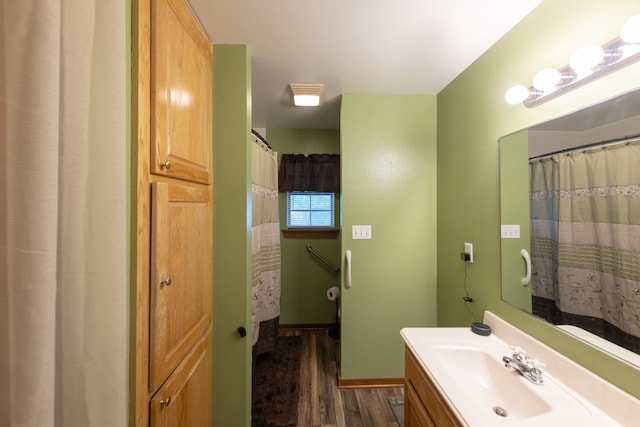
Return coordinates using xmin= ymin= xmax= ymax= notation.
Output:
xmin=287 ymin=192 xmax=334 ymax=228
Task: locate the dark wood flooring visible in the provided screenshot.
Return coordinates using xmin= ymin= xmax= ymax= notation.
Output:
xmin=277 ymin=327 xmax=404 ymax=427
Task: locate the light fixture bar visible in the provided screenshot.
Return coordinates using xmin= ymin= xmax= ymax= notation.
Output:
xmin=289 ymin=83 xmax=324 ymax=107
xmin=522 ymin=37 xmax=640 ymax=107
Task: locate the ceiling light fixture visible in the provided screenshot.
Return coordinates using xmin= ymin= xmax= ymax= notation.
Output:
xmin=505 ymin=12 xmax=640 ymax=107
xmin=289 ymin=83 xmax=324 ymax=107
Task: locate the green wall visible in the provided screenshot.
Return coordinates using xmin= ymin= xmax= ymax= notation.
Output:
xmin=499 ymin=129 xmax=531 ymax=312
xmin=266 ymin=128 xmax=341 ymax=325
xmin=212 ymin=44 xmax=252 ymax=427
xmin=340 ymin=94 xmax=438 ymax=379
xmin=437 ymin=0 xmax=640 ymax=398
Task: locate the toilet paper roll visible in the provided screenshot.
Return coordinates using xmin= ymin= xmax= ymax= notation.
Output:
xmin=326 ymin=286 xmax=340 ymax=302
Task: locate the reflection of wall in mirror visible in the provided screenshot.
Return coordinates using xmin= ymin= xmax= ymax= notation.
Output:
xmin=529 ymin=113 xmax=640 ymax=157
xmin=558 ymin=324 xmax=640 ymax=367
xmin=499 ymin=129 xmax=532 ymax=313
xmin=529 ymin=88 xmax=640 ymax=157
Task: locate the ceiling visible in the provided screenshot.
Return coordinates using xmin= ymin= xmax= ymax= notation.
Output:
xmin=189 ymin=0 xmax=543 ymax=130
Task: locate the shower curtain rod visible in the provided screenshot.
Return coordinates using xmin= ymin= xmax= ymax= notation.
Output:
xmin=529 ymin=132 xmax=640 ymax=161
xmin=252 ymin=129 xmax=272 ymax=151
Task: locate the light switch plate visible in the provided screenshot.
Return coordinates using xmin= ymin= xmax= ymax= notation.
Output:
xmin=352 ymin=225 xmax=372 ymax=240
xmin=501 ymin=224 xmax=521 ymax=238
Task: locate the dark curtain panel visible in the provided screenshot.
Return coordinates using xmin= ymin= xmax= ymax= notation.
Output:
xmin=278 ymin=154 xmax=340 ymax=193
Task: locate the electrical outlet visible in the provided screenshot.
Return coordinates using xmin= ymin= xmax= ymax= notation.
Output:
xmin=464 ymin=242 xmax=473 ymax=263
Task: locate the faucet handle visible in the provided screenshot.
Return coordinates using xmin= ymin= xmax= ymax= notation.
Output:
xmin=523 ymin=355 xmax=545 ymax=370
xmin=528 ymin=358 xmax=546 ymax=384
xmin=509 ymin=345 xmax=527 ymax=359
xmin=527 ymin=358 xmax=546 ymax=369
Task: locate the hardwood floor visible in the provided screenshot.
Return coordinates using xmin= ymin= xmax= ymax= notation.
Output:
xmin=278 ymin=327 xmax=405 ymax=427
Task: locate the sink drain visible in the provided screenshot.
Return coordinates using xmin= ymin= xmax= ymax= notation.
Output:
xmin=493 ymin=406 xmax=508 ymax=417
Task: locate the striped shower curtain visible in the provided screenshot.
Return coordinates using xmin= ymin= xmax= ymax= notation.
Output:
xmin=251 ymin=140 xmax=282 ymax=345
xmin=530 ymin=140 xmax=640 ymax=351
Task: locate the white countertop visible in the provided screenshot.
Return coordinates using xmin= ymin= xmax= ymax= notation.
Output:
xmin=401 ymin=311 xmax=640 ymax=426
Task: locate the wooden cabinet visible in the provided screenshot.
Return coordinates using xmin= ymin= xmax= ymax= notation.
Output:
xmin=133 ymin=0 xmax=213 ymax=424
xmin=150 ymin=181 xmax=212 ymax=390
xmin=405 ymin=347 xmax=463 ymax=427
xmin=150 ymin=328 xmax=212 ymax=427
xmin=151 ymin=0 xmax=213 ymax=184
xmin=406 ymin=379 xmax=436 ymax=427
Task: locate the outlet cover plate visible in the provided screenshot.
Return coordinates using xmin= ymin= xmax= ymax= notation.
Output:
xmin=464 ymin=242 xmax=473 ymax=263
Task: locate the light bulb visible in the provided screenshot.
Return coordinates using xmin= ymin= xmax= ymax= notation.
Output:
xmin=533 ymin=68 xmax=561 ymax=91
xmin=505 ymin=85 xmax=530 ymax=105
xmin=621 ymin=13 xmax=640 ymax=44
xmin=570 ymin=44 xmax=605 ymax=71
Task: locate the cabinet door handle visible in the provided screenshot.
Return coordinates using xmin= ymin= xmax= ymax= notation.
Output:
xmin=160 ymin=160 xmax=171 ymax=169
xmin=160 ymin=396 xmax=171 ymax=407
xmin=160 ymin=277 xmax=172 ymax=287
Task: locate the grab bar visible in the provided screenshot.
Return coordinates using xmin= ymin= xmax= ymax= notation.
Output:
xmin=345 ymin=250 xmax=352 ymax=289
xmin=521 ymin=248 xmax=531 ymax=286
xmin=305 ymin=244 xmax=340 ymax=275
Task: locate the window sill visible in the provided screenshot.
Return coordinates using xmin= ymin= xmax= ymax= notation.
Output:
xmin=281 ymin=228 xmax=340 ymax=239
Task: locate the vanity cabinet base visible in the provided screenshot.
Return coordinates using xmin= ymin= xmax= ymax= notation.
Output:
xmin=405 ymin=347 xmax=463 ymax=427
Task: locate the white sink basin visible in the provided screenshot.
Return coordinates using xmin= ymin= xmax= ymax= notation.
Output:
xmin=401 ymin=327 xmax=624 ymax=426
xmin=433 ymin=343 xmax=554 ymax=420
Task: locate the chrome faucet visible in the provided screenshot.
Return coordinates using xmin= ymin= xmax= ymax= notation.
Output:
xmin=503 ymin=346 xmax=545 ymax=386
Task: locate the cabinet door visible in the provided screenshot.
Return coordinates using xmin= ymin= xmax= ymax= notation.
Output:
xmin=150 ymin=181 xmax=212 ymax=390
xmin=150 ymin=329 xmax=212 ymax=427
xmin=151 ymin=0 xmax=212 ymax=184
xmin=405 ymin=348 xmax=463 ymax=427
xmin=405 ymin=382 xmax=435 ymax=427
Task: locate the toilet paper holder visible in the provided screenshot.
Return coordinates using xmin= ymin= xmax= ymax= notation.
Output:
xmin=327 ymin=286 xmax=340 ymax=301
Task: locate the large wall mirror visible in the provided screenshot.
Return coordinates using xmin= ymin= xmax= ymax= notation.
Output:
xmin=500 ymin=87 xmax=640 ymax=367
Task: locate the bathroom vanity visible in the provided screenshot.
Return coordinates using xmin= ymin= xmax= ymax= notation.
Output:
xmin=401 ymin=311 xmax=640 ymax=426
xmin=405 ymin=346 xmax=462 ymax=426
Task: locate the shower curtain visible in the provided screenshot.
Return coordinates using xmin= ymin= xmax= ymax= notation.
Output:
xmin=0 ymin=1 xmax=126 ymax=426
xmin=251 ymin=140 xmax=282 ymax=347
xmin=530 ymin=140 xmax=640 ymax=351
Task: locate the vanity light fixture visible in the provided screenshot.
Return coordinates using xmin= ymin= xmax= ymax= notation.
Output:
xmin=569 ymin=44 xmax=605 ymax=73
xmin=289 ymin=83 xmax=324 ymax=107
xmin=532 ymin=68 xmax=565 ymax=92
xmin=621 ymin=13 xmax=640 ymax=43
xmin=505 ymin=84 xmax=531 ymax=105
xmin=505 ymin=12 xmax=640 ymax=107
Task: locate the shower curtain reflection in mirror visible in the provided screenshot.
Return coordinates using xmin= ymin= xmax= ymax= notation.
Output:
xmin=530 ymin=140 xmax=640 ymax=354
